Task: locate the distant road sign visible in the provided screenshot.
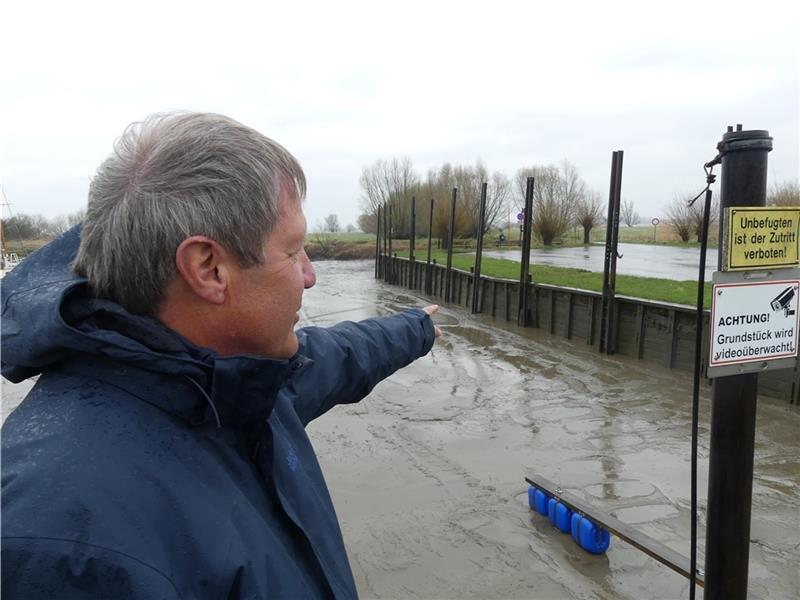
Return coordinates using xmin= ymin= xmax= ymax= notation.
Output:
xmin=708 ymin=271 xmax=800 ymax=377
xmin=651 ymin=218 xmax=660 ymax=226
xmin=723 ymin=207 xmax=800 ymax=271
xmin=517 ymin=212 xmax=525 ymax=221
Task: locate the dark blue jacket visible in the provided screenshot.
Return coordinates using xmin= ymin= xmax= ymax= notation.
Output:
xmin=1 ymin=227 xmax=435 ymax=599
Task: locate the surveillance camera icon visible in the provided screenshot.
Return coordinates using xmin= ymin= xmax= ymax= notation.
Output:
xmin=771 ymin=286 xmax=796 ymax=316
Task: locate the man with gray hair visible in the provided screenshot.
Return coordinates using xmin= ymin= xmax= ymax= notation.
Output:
xmin=1 ymin=112 xmax=439 ymax=598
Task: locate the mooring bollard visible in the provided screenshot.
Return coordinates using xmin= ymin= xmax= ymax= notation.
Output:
xmin=703 ymin=125 xmax=773 ymax=600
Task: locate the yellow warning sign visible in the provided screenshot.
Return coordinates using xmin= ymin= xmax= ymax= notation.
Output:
xmin=725 ymin=207 xmax=800 ymax=271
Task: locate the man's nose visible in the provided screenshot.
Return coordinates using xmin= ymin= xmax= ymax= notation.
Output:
xmin=303 ymin=255 xmax=316 ymax=289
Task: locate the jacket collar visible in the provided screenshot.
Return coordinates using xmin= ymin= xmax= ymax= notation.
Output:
xmin=1 ymin=225 xmax=316 ymax=439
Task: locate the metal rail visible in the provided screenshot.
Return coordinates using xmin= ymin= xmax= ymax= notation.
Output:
xmin=525 ymin=474 xmax=705 ymax=588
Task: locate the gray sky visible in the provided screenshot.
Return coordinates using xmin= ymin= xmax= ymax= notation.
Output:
xmin=2 ymin=0 xmax=798 ymax=231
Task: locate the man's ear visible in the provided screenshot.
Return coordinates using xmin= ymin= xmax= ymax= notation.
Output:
xmin=174 ymin=236 xmax=231 ymax=305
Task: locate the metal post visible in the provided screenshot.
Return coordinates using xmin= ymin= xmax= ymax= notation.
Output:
xmin=382 ymin=201 xmax=388 ymax=281
xmin=703 ymin=125 xmax=772 ymax=600
xmin=472 ymin=182 xmax=488 ymax=313
xmin=374 ymin=204 xmax=381 ymax=279
xmin=409 ymin=196 xmax=416 ymax=289
xmin=608 ymin=151 xmax=624 ymax=353
xmin=426 ymin=198 xmax=434 ymax=294
xmin=600 ymin=151 xmax=623 ymax=353
xmin=518 ymin=177 xmax=534 ymax=326
xmin=387 ymin=200 xmax=393 ymax=284
xmin=444 ymin=188 xmax=457 ymax=303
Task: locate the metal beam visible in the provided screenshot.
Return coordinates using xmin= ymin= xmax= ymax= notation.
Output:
xmin=525 ymin=474 xmax=705 ymax=588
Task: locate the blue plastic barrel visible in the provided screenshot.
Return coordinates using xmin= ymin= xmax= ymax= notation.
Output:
xmin=555 ymin=502 xmax=572 ymax=533
xmin=534 ymin=489 xmax=550 ymax=516
xmin=578 ymin=517 xmax=611 ymax=554
xmin=527 ymin=486 xmax=537 ymax=510
xmin=547 ymin=498 xmax=557 ymax=526
xmin=570 ymin=513 xmax=582 ymax=543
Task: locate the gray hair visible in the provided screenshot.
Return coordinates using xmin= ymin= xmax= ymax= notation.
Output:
xmin=73 ymin=112 xmax=306 ymax=316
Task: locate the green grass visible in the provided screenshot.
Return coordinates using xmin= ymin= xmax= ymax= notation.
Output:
xmin=395 ymin=249 xmax=712 ymax=307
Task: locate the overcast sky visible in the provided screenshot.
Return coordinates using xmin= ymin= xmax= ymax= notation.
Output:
xmin=2 ymin=1 xmax=798 ymax=231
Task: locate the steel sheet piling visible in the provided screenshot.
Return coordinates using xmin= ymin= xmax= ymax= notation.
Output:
xmin=444 ymin=188 xmax=457 ymax=303
xmin=472 ymin=182 xmax=488 ymax=313
xmin=518 ymin=177 xmax=534 ymax=326
xmin=703 ymin=126 xmax=772 ymax=600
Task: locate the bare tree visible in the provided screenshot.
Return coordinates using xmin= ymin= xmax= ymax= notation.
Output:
xmin=344 ymin=223 xmax=357 ymax=233
xmin=487 ymin=171 xmax=512 ymax=234
xmin=1 ymin=213 xmax=49 ymax=240
xmin=515 ymin=162 xmax=582 ymax=246
xmin=357 ymin=212 xmax=377 ymax=234
xmin=66 ymin=209 xmax=86 ymax=227
xmin=768 ymin=180 xmax=800 ymax=206
xmin=575 ymin=190 xmax=604 ymax=244
xmin=323 ymin=214 xmax=340 ymax=233
xmin=358 ymin=157 xmax=418 ymax=238
xmin=664 ymin=195 xmax=695 ymax=242
xmin=690 ymin=196 xmax=719 ymax=241
xmin=421 ymin=163 xmax=469 ymax=243
xmin=560 ymin=159 xmax=586 ymax=215
xmin=620 ymin=198 xmax=639 ymax=227
xmin=445 ymin=161 xmax=510 ymax=238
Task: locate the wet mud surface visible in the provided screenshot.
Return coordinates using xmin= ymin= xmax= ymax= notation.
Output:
xmin=301 ymin=261 xmax=799 ymax=599
xmin=2 ymin=259 xmax=798 ymax=599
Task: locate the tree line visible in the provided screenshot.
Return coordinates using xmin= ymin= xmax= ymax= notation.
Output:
xmin=358 ymin=156 xmax=799 ymax=245
xmin=1 ymin=210 xmax=86 ymax=243
xmin=664 ymin=181 xmax=799 ymax=242
xmin=357 ymin=157 xmax=610 ymax=246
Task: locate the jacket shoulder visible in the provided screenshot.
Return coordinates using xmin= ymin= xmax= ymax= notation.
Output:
xmin=2 ymin=371 xmax=253 ymax=598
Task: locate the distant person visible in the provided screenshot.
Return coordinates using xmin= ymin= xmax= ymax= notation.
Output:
xmin=1 ymin=112 xmax=440 ymax=598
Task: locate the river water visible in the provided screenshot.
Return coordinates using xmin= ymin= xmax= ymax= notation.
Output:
xmin=2 ymin=259 xmax=798 ymax=599
xmin=483 ymin=243 xmax=718 ymax=281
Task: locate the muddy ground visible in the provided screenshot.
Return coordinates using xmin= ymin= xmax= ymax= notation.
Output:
xmin=2 ymin=260 xmax=798 ymax=599
xmin=302 ymin=261 xmax=798 ymax=600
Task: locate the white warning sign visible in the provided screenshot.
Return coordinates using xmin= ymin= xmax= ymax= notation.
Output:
xmin=709 ymin=278 xmax=800 ymax=369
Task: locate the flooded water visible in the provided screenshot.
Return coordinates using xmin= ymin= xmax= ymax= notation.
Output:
xmin=2 ymin=259 xmax=798 ymax=599
xmin=483 ymin=243 xmax=717 ymax=281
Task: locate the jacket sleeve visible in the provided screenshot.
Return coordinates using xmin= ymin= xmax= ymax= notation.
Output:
xmin=1 ymin=537 xmax=182 ymax=599
xmin=289 ymin=308 xmax=435 ymax=425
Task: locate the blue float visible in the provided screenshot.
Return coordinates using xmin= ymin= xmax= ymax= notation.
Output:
xmin=570 ymin=512 xmax=582 ymax=543
xmin=577 ymin=517 xmax=611 ymax=554
xmin=547 ymin=498 xmax=557 ymax=526
xmin=555 ymin=502 xmax=572 ymax=533
xmin=527 ymin=486 xmax=611 ymax=555
xmin=534 ymin=489 xmax=550 ymax=516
